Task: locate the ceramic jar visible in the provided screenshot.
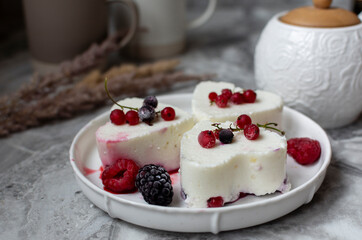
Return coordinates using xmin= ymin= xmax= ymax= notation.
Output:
xmin=254 ymin=13 xmax=362 ymax=128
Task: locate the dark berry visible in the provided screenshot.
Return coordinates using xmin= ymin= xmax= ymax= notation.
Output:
xmin=215 ymin=95 xmax=228 ymax=108
xmin=244 ymin=124 xmax=260 ymax=140
xmin=230 ymin=92 xmax=244 ymax=104
xmin=219 ymin=129 xmax=234 ymax=144
xmin=221 ymin=89 xmax=232 ymax=99
xmin=161 ymin=107 xmax=176 ymax=121
xmin=143 ymin=96 xmax=158 ymax=108
xmin=207 ymin=196 xmax=224 ymax=208
xmin=101 ymin=159 xmax=139 ymax=193
xmin=243 ymin=90 xmax=257 ymax=103
xmin=287 ymin=138 xmax=321 ymax=165
xmin=236 ymin=114 xmax=252 ymax=129
xmin=208 ymin=92 xmax=218 ymax=102
xmin=198 ymin=130 xmax=216 ymax=148
xmin=138 ymin=105 xmax=156 ymax=124
xmin=125 ymin=110 xmax=139 ymax=125
xmin=135 ymin=164 xmax=173 ymax=206
xmin=110 ymin=109 xmax=126 ymax=125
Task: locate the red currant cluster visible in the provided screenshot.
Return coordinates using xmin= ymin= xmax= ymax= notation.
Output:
xmin=105 ymin=78 xmax=175 ymax=126
xmin=198 ymin=114 xmax=284 ymax=149
xmin=208 ymin=88 xmax=257 ymax=108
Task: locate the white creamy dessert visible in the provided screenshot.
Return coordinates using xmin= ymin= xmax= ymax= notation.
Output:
xmin=192 ymin=81 xmax=283 ymax=124
xmin=180 ymin=120 xmax=289 ymax=208
xmin=96 ymin=98 xmax=194 ymax=171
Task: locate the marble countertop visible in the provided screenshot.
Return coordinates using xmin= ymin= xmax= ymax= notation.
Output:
xmin=1 ymin=5 xmax=362 ymax=240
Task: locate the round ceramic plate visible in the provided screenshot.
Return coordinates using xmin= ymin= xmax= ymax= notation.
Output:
xmin=69 ymin=93 xmax=331 ymax=234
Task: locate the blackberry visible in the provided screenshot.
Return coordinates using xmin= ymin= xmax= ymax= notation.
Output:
xmin=143 ymin=96 xmax=158 ymax=108
xmin=135 ymin=164 xmax=173 ymax=206
xmin=219 ymin=129 xmax=234 ymax=144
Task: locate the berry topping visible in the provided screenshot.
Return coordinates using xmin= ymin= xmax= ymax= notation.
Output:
xmin=143 ymin=96 xmax=158 ymax=108
xmin=219 ymin=129 xmax=234 ymax=144
xmin=236 ymin=114 xmax=252 ymax=129
xmin=244 ymin=124 xmax=260 ymax=140
xmin=221 ymin=88 xmax=232 ymax=99
xmin=243 ymin=89 xmax=257 ymax=103
xmin=287 ymin=138 xmax=321 ymax=165
xmin=125 ymin=110 xmax=139 ymax=125
xmin=101 ymin=159 xmax=139 ymax=193
xmin=161 ymin=107 xmax=176 ymax=121
xmin=215 ymin=95 xmax=228 ymax=108
xmin=207 ymin=196 xmax=224 ymax=208
xmin=213 ymin=129 xmax=221 ymax=140
xmin=110 ymin=109 xmax=126 ymax=125
xmin=230 ymin=92 xmax=244 ymax=104
xmin=135 ymin=164 xmax=173 ymax=206
xmin=138 ymin=105 xmax=156 ymax=124
xmin=198 ymin=130 xmax=216 ymax=148
xmin=208 ymin=92 xmax=218 ymax=102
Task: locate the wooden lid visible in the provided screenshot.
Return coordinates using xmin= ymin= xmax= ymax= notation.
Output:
xmin=280 ymin=0 xmax=361 ymax=28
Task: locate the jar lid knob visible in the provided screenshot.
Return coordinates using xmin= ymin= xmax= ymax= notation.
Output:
xmin=313 ymin=0 xmax=332 ymax=9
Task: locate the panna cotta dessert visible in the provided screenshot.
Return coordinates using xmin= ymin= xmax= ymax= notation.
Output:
xmin=96 ymin=97 xmax=194 ymax=172
xmin=180 ymin=120 xmax=289 ymax=208
xmin=192 ymin=81 xmax=283 ymax=125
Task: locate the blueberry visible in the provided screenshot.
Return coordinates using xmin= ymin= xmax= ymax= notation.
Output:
xmin=143 ymin=96 xmax=158 ymax=108
xmin=219 ymin=129 xmax=234 ymax=144
xmin=138 ymin=105 xmax=155 ymax=123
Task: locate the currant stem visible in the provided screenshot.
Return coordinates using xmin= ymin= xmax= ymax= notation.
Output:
xmin=104 ymin=78 xmax=139 ymax=111
xmin=257 ymin=123 xmax=285 ymax=135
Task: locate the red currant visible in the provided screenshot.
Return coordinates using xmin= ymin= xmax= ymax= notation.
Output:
xmin=221 ymin=89 xmax=232 ymax=99
xmin=161 ymin=107 xmax=176 ymax=121
xmin=110 ymin=109 xmax=126 ymax=125
xmin=243 ymin=90 xmax=257 ymax=103
xmin=230 ymin=92 xmax=244 ymax=104
xmin=215 ymin=95 xmax=228 ymax=108
xmin=198 ymin=130 xmax=216 ymax=148
xmin=244 ymin=124 xmax=260 ymax=140
xmin=207 ymin=196 xmax=224 ymax=208
xmin=125 ymin=110 xmax=139 ymax=125
xmin=208 ymin=92 xmax=218 ymax=102
xmin=236 ymin=114 xmax=252 ymax=129
xmin=213 ymin=129 xmax=221 ymax=140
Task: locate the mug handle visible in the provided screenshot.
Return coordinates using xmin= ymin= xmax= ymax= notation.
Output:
xmin=107 ymin=0 xmax=138 ymax=48
xmin=187 ymin=0 xmax=217 ymax=30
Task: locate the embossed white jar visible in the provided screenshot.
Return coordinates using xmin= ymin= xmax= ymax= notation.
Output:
xmin=255 ymin=13 xmax=362 ymax=128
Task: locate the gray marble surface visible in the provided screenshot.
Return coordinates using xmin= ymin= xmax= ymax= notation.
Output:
xmin=1 ymin=3 xmax=362 ymax=240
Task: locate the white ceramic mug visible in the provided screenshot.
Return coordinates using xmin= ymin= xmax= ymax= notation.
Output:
xmin=255 ymin=12 xmax=362 ymax=128
xmin=124 ymin=0 xmax=218 ymax=59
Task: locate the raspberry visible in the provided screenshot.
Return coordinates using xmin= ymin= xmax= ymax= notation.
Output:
xmin=215 ymin=95 xmax=228 ymax=108
xmin=243 ymin=89 xmax=257 ymax=103
xmin=244 ymin=124 xmax=260 ymax=140
xmin=110 ymin=109 xmax=126 ymax=125
xmin=207 ymin=196 xmax=224 ymax=208
xmin=221 ymin=89 xmax=232 ymax=99
xmin=230 ymin=92 xmax=244 ymax=104
xmin=161 ymin=107 xmax=176 ymax=121
xmin=101 ymin=159 xmax=139 ymax=193
xmin=287 ymin=138 xmax=321 ymax=165
xmin=135 ymin=164 xmax=174 ymax=206
xmin=198 ymin=130 xmax=216 ymax=148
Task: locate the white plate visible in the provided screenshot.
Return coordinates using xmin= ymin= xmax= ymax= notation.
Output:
xmin=69 ymin=93 xmax=331 ymax=234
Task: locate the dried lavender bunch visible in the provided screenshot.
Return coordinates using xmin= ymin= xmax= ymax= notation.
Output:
xmin=0 ymin=60 xmax=214 ymax=137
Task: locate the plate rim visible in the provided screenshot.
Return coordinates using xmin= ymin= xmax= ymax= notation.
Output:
xmin=69 ymin=93 xmax=332 ymax=214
